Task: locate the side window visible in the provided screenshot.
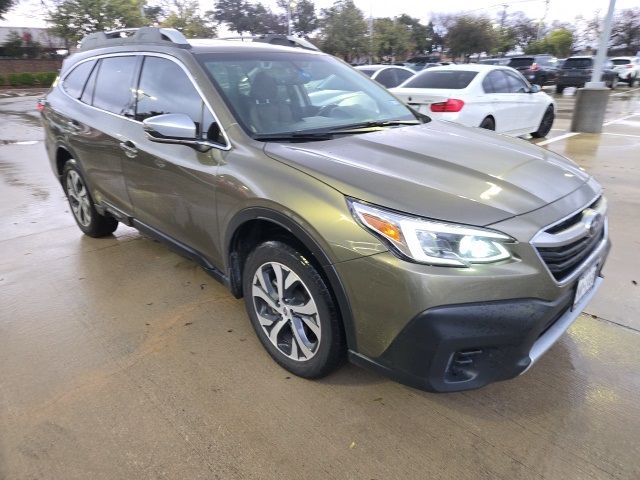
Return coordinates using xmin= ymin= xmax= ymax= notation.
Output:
xmin=92 ymin=56 xmax=137 ymax=115
xmin=135 ymin=56 xmax=209 ymax=136
xmin=62 ymin=60 xmax=96 ymax=99
xmin=505 ymin=70 xmax=529 ymax=93
xmin=396 ymin=69 xmax=414 ymax=85
xmin=486 ymin=70 xmax=509 ymax=93
xmin=374 ymin=69 xmax=395 ymax=87
xmin=482 ymin=75 xmax=494 ymax=93
xmin=80 ymin=60 xmax=99 ymax=105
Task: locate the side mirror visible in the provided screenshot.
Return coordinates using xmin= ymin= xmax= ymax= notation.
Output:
xmin=143 ymin=113 xmax=224 ymax=151
xmin=529 ymin=84 xmax=541 ymax=93
xmin=143 ymin=113 xmax=197 ymax=140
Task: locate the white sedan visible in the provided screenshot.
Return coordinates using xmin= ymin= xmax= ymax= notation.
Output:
xmin=390 ymin=64 xmax=556 ymax=138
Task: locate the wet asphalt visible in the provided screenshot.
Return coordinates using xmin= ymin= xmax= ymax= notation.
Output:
xmin=1 ymin=89 xmax=639 ymax=479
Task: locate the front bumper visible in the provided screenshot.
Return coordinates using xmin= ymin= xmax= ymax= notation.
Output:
xmin=349 ymin=273 xmax=605 ymax=392
xmin=338 ymin=201 xmax=611 ymax=392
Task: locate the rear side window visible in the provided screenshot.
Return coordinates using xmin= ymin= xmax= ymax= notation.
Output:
xmin=358 ymin=69 xmax=375 ymax=77
xmin=611 ymin=59 xmax=630 ymax=66
xmin=92 ymin=56 xmax=137 ymax=115
xmin=483 ymin=70 xmax=509 ymax=93
xmin=563 ymin=58 xmax=593 ymax=69
xmin=62 ymin=60 xmax=96 ymax=99
xmin=402 ymin=70 xmax=478 ymax=89
xmin=508 ymin=58 xmax=534 ymax=68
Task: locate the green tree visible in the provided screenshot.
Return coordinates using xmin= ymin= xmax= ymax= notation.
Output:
xmin=0 ymin=0 xmax=16 ymax=19
xmin=506 ymin=11 xmax=538 ymax=52
xmin=526 ymin=28 xmax=573 ymax=57
xmin=372 ymin=17 xmax=410 ymax=61
xmin=397 ymin=14 xmax=429 ymax=56
xmin=47 ymin=0 xmax=146 ymax=46
xmin=445 ymin=14 xmax=496 ymax=62
xmin=213 ymin=0 xmax=269 ymax=35
xmin=292 ymin=0 xmax=318 ymax=35
xmin=160 ymin=0 xmax=217 ymax=38
xmin=319 ymin=0 xmax=368 ymax=62
xmin=1 ymin=30 xmax=43 ymax=58
xmin=2 ymin=30 xmax=24 ymax=57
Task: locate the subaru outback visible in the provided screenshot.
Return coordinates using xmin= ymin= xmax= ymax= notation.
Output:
xmin=40 ymin=28 xmax=610 ymax=392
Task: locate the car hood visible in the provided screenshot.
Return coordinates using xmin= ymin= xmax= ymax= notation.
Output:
xmin=263 ymin=121 xmax=591 ymax=226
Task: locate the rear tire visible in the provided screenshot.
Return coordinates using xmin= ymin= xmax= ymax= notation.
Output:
xmin=610 ymin=77 xmax=618 ymax=90
xmin=531 ymin=105 xmax=555 ymax=138
xmin=556 ymin=85 xmax=564 ymax=94
xmin=242 ymin=241 xmax=346 ymax=379
xmin=479 ymin=117 xmax=495 ymax=131
xmin=63 ymin=161 xmax=118 ymax=237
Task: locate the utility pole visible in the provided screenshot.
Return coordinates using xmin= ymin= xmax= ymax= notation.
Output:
xmin=536 ymin=0 xmax=550 ymax=41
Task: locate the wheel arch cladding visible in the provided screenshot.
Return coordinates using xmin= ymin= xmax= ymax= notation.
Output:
xmin=225 ymin=207 xmax=358 ymax=351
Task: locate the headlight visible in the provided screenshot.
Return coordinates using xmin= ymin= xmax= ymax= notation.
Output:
xmin=349 ymin=200 xmax=515 ymax=267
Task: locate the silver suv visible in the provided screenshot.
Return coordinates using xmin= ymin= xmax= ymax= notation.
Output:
xmin=40 ymin=28 xmax=610 ymax=392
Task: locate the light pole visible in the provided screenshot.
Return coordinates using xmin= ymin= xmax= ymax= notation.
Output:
xmin=288 ymin=1 xmax=297 ymax=36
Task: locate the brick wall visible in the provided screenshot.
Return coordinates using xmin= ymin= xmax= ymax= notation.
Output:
xmin=0 ymin=59 xmax=63 ymax=74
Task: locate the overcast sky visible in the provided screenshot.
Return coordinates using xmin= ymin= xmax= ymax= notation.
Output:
xmin=1 ymin=0 xmax=636 ymax=29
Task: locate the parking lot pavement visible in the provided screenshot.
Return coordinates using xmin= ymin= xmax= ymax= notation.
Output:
xmin=1 ymin=94 xmax=639 ymax=479
xmin=534 ymin=86 xmax=640 ymax=331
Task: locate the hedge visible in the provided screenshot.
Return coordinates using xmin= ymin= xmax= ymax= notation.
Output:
xmin=0 ymin=71 xmax=58 ymax=87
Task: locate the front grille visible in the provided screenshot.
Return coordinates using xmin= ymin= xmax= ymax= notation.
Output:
xmin=533 ymin=196 xmax=607 ymax=282
xmin=537 ymin=229 xmax=604 ymax=280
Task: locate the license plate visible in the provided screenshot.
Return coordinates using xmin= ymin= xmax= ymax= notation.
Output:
xmin=573 ymin=262 xmax=598 ymax=309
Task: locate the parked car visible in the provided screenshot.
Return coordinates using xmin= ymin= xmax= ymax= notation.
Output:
xmin=507 ymin=54 xmax=559 ymax=86
xmin=354 ymin=65 xmax=415 ymax=88
xmin=609 ymin=56 xmax=640 ymax=86
xmin=391 ymin=64 xmax=556 ymax=138
xmin=556 ymin=56 xmax=619 ymax=93
xmin=40 ymin=27 xmax=610 ymax=393
xmin=478 ymin=58 xmax=510 ymax=65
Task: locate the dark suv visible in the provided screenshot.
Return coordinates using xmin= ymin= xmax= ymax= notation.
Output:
xmin=39 ymin=28 xmax=610 ymax=392
xmin=507 ymin=55 xmax=559 ymax=86
xmin=556 ymin=56 xmax=619 ymax=93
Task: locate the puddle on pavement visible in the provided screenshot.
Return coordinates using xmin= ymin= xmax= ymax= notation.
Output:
xmin=1 ymin=140 xmax=41 ymax=146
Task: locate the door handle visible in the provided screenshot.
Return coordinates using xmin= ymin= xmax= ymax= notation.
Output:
xmin=119 ymin=141 xmax=138 ymax=158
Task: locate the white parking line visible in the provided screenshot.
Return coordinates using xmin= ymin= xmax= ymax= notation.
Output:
xmin=603 ymin=113 xmax=639 ymax=126
xmin=611 ymin=87 xmax=640 ymax=96
xmin=601 ymin=132 xmax=640 ymax=138
xmin=538 ymin=113 xmax=639 ymax=145
xmin=537 ymin=132 xmax=580 ymax=145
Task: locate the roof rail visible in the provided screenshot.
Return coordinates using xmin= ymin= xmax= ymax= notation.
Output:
xmin=79 ymin=27 xmax=191 ymax=51
xmin=217 ymin=34 xmax=320 ymax=52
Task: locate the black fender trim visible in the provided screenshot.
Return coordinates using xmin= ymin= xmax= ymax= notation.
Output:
xmin=225 ymin=207 xmax=358 ymax=351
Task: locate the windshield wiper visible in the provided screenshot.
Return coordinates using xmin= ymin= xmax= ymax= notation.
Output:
xmin=252 ymin=119 xmax=424 ymax=142
xmin=330 ymin=120 xmax=422 ymax=132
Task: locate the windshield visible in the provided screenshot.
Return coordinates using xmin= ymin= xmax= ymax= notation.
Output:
xmin=195 ymin=51 xmax=417 ymax=138
xmin=400 ymin=70 xmax=478 ymax=89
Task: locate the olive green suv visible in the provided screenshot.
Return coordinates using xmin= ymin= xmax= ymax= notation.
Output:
xmin=40 ymin=28 xmax=610 ymax=392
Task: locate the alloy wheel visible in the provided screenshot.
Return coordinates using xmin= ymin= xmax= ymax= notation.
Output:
xmin=250 ymin=261 xmax=321 ymax=361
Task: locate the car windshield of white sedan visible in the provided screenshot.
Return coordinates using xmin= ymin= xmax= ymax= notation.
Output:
xmin=401 ymin=70 xmax=478 ymax=89
xmin=196 ymin=52 xmax=418 ymax=138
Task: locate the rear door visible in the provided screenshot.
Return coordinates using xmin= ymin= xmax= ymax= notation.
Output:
xmin=57 ymin=55 xmax=138 ymax=215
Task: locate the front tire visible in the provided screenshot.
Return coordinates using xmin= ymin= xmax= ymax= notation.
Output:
xmin=242 ymin=241 xmax=345 ymax=378
xmin=63 ymin=161 xmax=118 ymax=237
xmin=531 ymin=105 xmax=555 ymax=138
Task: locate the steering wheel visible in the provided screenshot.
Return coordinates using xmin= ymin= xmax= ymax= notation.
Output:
xmin=317 ymin=104 xmax=339 ymax=117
